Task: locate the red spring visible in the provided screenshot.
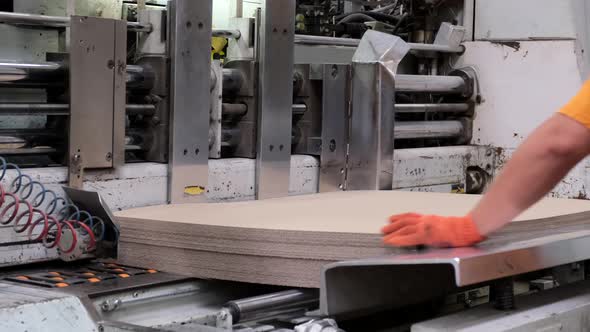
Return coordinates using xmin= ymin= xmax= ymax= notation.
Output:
xmin=40 ymin=216 xmax=61 ymax=248
xmin=13 ymin=201 xmax=35 ymax=233
xmin=75 ymin=220 xmax=97 ymax=251
xmin=26 ymin=210 xmax=49 ymax=242
xmin=0 ymin=193 xmax=20 ymax=225
xmin=58 ymin=220 xmax=77 ymax=254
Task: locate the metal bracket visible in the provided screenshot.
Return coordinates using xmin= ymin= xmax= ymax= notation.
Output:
xmin=68 ymin=16 xmax=127 ymax=188
xmin=255 ymin=0 xmax=296 ymax=199
xmin=167 ymin=0 xmax=213 ymax=203
xmin=347 ymin=31 xmax=410 ymax=190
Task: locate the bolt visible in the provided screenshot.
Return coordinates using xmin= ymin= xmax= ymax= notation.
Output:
xmin=98 ymin=325 xmax=104 ymax=332
xmin=107 ymin=60 xmax=115 ymax=69
xmin=329 ymin=139 xmax=336 ymax=152
xmin=105 ymin=152 xmax=112 ymax=162
xmin=331 ymin=65 xmax=338 ymax=78
xmin=133 ymin=292 xmax=139 ymax=298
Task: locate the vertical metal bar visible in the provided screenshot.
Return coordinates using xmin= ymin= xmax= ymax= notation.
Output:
xmin=210 ymin=60 xmax=223 ymax=159
xmin=346 ymin=31 xmax=409 ymax=190
xmin=347 ymin=63 xmax=396 ymax=190
xmin=255 ymin=0 xmax=295 ymax=199
xmin=168 ymin=0 xmax=213 ymax=203
xmin=112 ymin=20 xmax=127 ymax=167
xmin=69 ymin=16 xmax=125 ymax=188
xmin=319 ymin=64 xmax=350 ymax=192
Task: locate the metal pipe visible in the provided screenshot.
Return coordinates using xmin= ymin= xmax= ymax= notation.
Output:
xmin=395 ymin=75 xmax=467 ymax=94
xmin=0 ymin=61 xmax=62 ymax=82
xmin=225 ymin=290 xmax=318 ymax=323
xmin=0 ymin=147 xmax=57 ymax=155
xmin=0 ymin=103 xmax=69 ymax=115
xmin=395 ymin=103 xmax=469 ymax=113
xmin=0 ymin=103 xmax=156 ymax=116
xmin=0 ymin=11 xmax=152 ymax=32
xmin=292 ymin=104 xmax=307 ymax=116
xmin=0 ymin=61 xmax=154 ymax=89
xmin=394 ymin=121 xmax=464 ymax=139
xmin=222 ymin=68 xmax=244 ymax=95
xmin=125 ymin=104 xmax=157 ymax=116
xmin=213 ymin=29 xmax=241 ymax=39
xmin=222 ymin=103 xmax=248 ymax=117
xmin=293 ymin=34 xmax=464 ymax=53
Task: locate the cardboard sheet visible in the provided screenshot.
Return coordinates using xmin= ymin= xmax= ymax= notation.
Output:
xmin=115 ymin=191 xmax=590 ymax=287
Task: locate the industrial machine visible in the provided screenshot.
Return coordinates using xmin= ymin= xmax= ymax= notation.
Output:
xmin=0 ymin=0 xmax=589 ymax=331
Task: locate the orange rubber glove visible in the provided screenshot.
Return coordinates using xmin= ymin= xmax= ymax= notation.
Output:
xmin=381 ymin=213 xmax=486 ymax=248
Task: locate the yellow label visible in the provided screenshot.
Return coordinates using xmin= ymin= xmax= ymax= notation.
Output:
xmin=184 ymin=186 xmax=206 ymax=196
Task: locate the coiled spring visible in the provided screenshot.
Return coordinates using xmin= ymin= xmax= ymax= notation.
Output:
xmin=0 ymin=157 xmax=104 ymax=254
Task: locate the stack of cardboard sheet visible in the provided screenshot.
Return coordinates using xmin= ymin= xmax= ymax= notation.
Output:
xmin=115 ymin=191 xmax=590 ymax=287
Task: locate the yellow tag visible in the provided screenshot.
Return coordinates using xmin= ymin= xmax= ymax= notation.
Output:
xmin=184 ymin=186 xmax=206 ymax=196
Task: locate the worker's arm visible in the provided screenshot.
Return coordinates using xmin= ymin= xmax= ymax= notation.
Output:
xmin=383 ymin=81 xmax=590 ymax=248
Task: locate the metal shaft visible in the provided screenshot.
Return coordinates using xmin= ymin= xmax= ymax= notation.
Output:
xmin=0 ymin=61 xmax=62 ymax=82
xmin=225 ymin=289 xmax=318 ymax=323
xmin=0 ymin=103 xmax=156 ymax=116
xmin=0 ymin=11 xmax=152 ymax=32
xmin=213 ymin=29 xmax=241 ymax=39
xmin=294 ymin=34 xmax=464 ymax=53
xmin=395 ymin=103 xmax=469 ymax=113
xmin=0 ymin=61 xmax=153 ymax=87
xmin=395 ymin=75 xmax=468 ymax=94
xmin=394 ymin=121 xmax=464 ymax=139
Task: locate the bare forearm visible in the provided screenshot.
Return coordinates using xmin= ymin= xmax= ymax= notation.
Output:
xmin=471 ymin=114 xmax=590 ymax=235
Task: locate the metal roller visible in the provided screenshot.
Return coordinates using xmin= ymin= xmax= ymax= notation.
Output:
xmin=224 ymin=289 xmax=318 ymax=323
xmin=222 ymin=103 xmax=248 ymax=117
xmin=213 ymin=29 xmax=241 ymax=39
xmin=0 ymin=11 xmax=152 ymax=32
xmin=0 ymin=61 xmax=155 ymax=90
xmin=222 ymin=68 xmax=244 ymax=95
xmin=0 ymin=103 xmax=156 ymax=116
xmin=395 ymin=75 xmax=469 ymax=95
xmin=394 ymin=121 xmax=464 ymax=139
xmin=395 ymin=103 xmax=470 ymax=113
xmin=0 ymin=61 xmax=62 ymax=82
xmin=294 ymin=34 xmax=465 ymax=53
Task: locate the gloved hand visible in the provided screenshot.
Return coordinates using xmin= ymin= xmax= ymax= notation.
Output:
xmin=381 ymin=213 xmax=486 ymax=248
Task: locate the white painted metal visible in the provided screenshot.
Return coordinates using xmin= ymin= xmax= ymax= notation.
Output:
xmin=455 ymin=40 xmax=589 ymax=198
xmin=474 ymin=0 xmax=577 ymax=41
xmin=393 ymin=146 xmax=494 ymax=190
xmin=0 ymin=283 xmax=97 ymax=331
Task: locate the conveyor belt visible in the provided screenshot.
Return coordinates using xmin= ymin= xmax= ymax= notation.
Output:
xmin=321 ymin=211 xmax=590 ymax=317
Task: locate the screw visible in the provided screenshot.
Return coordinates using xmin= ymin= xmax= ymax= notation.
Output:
xmin=107 ymin=60 xmax=115 ymax=69
xmin=329 ymin=139 xmax=336 ymax=152
xmin=105 ymin=152 xmax=112 ymax=162
xmin=331 ymin=65 xmax=338 ymax=78
xmin=98 ymin=324 xmax=104 ymax=332
xmin=133 ymin=292 xmax=139 ymax=298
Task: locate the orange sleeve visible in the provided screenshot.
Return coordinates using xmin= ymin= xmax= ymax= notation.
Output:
xmin=559 ymin=80 xmax=590 ymax=128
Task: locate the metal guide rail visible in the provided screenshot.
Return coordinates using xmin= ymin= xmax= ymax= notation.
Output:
xmin=321 ymin=225 xmax=590 ymax=317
